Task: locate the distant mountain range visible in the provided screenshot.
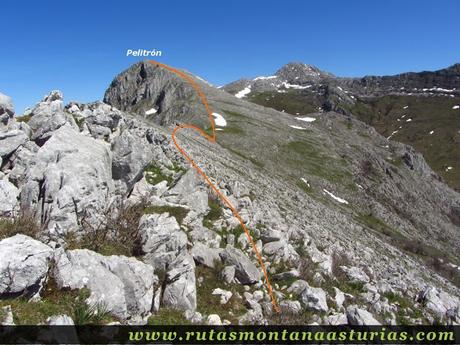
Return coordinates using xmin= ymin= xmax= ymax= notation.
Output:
xmin=223 ymin=62 xmax=460 ymax=191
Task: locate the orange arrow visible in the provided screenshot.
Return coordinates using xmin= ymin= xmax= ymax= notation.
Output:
xmin=148 ymin=60 xmax=281 ymax=314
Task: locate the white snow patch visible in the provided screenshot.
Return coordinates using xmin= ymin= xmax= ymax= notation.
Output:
xmin=446 ymin=166 xmax=453 ymax=171
xmin=387 ymin=130 xmax=399 ymax=140
xmin=289 ymin=125 xmax=307 ymax=130
xmin=323 ymin=189 xmax=349 ymax=204
xmin=429 ymin=130 xmax=434 ymax=135
xmin=235 ymin=86 xmax=251 ymax=98
xmin=295 ymin=116 xmax=316 ymax=122
xmin=301 ymin=178 xmax=310 ymax=187
xmin=212 ymin=112 xmax=227 ymax=127
xmin=281 ymin=82 xmax=312 ymax=90
xmin=453 ymin=105 xmax=460 ymax=110
xmin=145 ymin=108 xmax=157 ymax=115
xmin=403 ymin=106 xmax=409 ymax=109
xmin=253 ymin=75 xmax=277 ymax=81
xmin=406 ymin=118 xmax=412 ymax=122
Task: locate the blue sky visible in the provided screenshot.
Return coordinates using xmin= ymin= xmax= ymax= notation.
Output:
xmin=1 ymin=0 xmax=459 ymax=113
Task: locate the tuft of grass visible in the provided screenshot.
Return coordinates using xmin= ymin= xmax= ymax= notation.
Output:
xmin=15 ymin=115 xmax=32 ymax=123
xmin=148 ymin=309 xmax=191 ymax=325
xmin=0 ymin=213 xmax=41 ymax=240
xmin=195 ymin=265 xmax=246 ymax=324
xmin=72 ymin=290 xmax=111 ymax=325
xmin=144 ymin=205 xmax=189 ymax=225
xmin=67 ymin=202 xmax=146 ymax=257
xmin=0 ymin=279 xmax=113 ymax=325
xmin=145 ymin=164 xmax=173 ymax=186
xmin=202 ymin=196 xmax=223 ymax=229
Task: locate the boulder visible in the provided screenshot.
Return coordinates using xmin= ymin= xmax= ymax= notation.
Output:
xmin=53 ymin=248 xmax=156 ymax=320
xmin=111 ymin=125 xmax=157 ymax=191
xmin=0 ymin=305 xmax=14 ymax=325
xmin=346 ymin=305 xmax=381 ymax=325
xmin=0 ymin=235 xmax=53 ymax=297
xmin=191 ymin=243 xmax=222 ymax=268
xmin=300 ymin=285 xmax=328 ymax=312
xmin=324 ymin=313 xmax=348 ymax=325
xmin=0 ymin=179 xmax=19 ymax=216
xmin=212 ymin=288 xmax=233 ymax=304
xmin=162 ymin=252 xmax=197 ymax=311
xmin=27 ymin=91 xmax=78 ymax=143
xmin=206 ymin=314 xmax=222 ymax=325
xmin=0 ymin=92 xmax=14 ymax=127
xmin=279 ymin=300 xmax=302 ymax=314
xmin=219 ymin=247 xmax=261 ymax=285
xmin=163 ymin=169 xmax=209 ymax=223
xmin=137 ymin=213 xmax=187 ymax=270
xmin=20 ymin=125 xmax=113 ymax=236
xmin=0 ymin=130 xmax=28 ymax=158
xmin=417 ymin=286 xmax=459 ymax=318
xmin=306 ymin=244 xmax=333 ymax=275
xmin=46 ymin=314 xmax=75 ymax=325
xmin=340 ymin=266 xmax=370 ymax=284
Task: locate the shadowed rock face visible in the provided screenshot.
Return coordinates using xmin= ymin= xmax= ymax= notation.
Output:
xmin=104 ymin=61 xmax=206 ymax=127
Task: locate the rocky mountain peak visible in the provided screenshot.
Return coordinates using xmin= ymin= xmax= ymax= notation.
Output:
xmin=104 ymin=61 xmax=209 ymax=126
xmin=275 ymin=62 xmax=332 ymax=83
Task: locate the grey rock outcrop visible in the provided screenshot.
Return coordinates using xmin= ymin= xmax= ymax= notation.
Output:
xmin=300 ymin=285 xmax=328 ymax=312
xmin=219 ymin=247 xmax=261 ymax=285
xmin=53 ymin=248 xmax=157 ymax=320
xmin=347 ymin=306 xmax=381 ymax=325
xmin=137 ymin=213 xmax=187 ymax=270
xmin=20 ymin=125 xmax=113 ymax=236
xmin=0 ymin=178 xmax=19 ymax=216
xmin=27 ymin=91 xmax=78 ymax=143
xmin=163 ymin=169 xmax=209 ymax=224
xmin=0 ymin=235 xmax=53 ymax=297
xmin=162 ymin=252 xmax=197 ymax=311
xmin=191 ymin=243 xmax=221 ymax=268
xmin=0 ymin=92 xmax=14 ymax=127
xmin=0 ymin=130 xmax=28 ymax=158
xmin=0 ymin=305 xmax=14 ymax=325
xmin=46 ymin=314 xmax=75 ymax=325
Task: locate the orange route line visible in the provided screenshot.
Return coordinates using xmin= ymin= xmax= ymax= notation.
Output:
xmin=148 ymin=60 xmax=281 ymax=314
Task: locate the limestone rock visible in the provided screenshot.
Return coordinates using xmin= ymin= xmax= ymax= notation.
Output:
xmin=0 ymin=178 xmax=19 ymax=216
xmin=0 ymin=235 xmax=53 ymax=297
xmin=53 ymin=248 xmax=156 ymax=320
xmin=0 ymin=130 xmax=28 ymax=158
xmin=300 ymin=285 xmax=328 ymax=312
xmin=191 ymin=243 xmax=222 ymax=268
xmin=346 ymin=306 xmax=381 ymax=325
xmin=137 ymin=213 xmax=187 ymax=270
xmin=162 ymin=252 xmax=197 ymax=311
xmin=20 ymin=125 xmax=113 ymax=236
xmin=219 ymin=247 xmax=261 ymax=285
